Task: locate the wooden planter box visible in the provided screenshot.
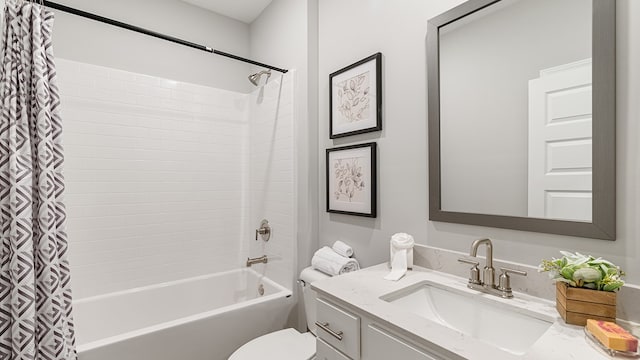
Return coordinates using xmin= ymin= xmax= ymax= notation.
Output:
xmin=556 ymin=282 xmax=617 ymax=326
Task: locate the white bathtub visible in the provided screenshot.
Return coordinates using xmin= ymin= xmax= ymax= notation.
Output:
xmin=73 ymin=268 xmax=293 ymax=360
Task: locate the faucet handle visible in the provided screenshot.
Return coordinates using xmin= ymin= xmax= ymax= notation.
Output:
xmin=255 ymin=219 xmax=271 ymax=241
xmin=458 ymin=258 xmax=481 ymax=285
xmin=458 ymin=258 xmax=479 ymax=266
xmin=497 ymin=267 xmax=527 ymax=296
xmin=500 ymin=267 xmax=527 ymax=277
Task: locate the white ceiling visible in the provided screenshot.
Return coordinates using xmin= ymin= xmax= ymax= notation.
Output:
xmin=181 ymin=0 xmax=273 ymax=23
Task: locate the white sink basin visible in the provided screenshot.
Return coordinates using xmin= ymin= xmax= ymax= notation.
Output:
xmin=381 ymin=281 xmax=553 ymax=355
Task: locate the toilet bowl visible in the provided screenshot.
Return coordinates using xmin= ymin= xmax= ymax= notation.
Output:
xmin=228 ymin=329 xmax=316 ymax=360
xmin=229 ymin=267 xmax=329 ymax=360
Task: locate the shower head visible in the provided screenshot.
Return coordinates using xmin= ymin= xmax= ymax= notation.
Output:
xmin=248 ymin=70 xmax=271 ymax=86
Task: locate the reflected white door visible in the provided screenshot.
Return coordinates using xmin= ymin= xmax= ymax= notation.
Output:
xmin=528 ymin=59 xmax=592 ymax=221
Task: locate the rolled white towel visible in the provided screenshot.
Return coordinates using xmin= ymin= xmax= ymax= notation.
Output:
xmin=332 ymin=240 xmax=354 ymax=258
xmin=312 ymin=246 xmax=360 ymax=276
xmin=391 ymin=232 xmax=415 ymax=249
xmin=385 ymin=233 xmax=415 ymax=281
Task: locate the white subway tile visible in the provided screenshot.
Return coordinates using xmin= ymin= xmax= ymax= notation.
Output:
xmin=58 ymin=60 xmax=295 ymax=298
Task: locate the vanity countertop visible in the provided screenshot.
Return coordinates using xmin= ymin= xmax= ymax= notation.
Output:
xmin=311 ymin=264 xmax=639 ymax=360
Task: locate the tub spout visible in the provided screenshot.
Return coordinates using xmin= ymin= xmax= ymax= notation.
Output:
xmin=246 ymin=255 xmax=268 ymax=267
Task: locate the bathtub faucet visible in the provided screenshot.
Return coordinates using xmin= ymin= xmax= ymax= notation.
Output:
xmin=246 ymin=255 xmax=268 ymax=267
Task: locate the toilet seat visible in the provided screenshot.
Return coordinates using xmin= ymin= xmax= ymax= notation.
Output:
xmin=229 ymin=328 xmax=316 ymax=360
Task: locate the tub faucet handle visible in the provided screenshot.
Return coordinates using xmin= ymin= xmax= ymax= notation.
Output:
xmin=255 ymin=219 xmax=271 ymax=241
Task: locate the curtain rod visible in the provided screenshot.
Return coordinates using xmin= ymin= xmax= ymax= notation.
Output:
xmin=41 ymin=1 xmax=289 ymax=74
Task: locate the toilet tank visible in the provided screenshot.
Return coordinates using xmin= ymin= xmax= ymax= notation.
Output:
xmin=299 ymin=267 xmax=330 ymax=336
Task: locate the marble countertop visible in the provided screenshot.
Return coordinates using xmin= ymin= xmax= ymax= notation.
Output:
xmin=311 ymin=264 xmax=639 ymax=360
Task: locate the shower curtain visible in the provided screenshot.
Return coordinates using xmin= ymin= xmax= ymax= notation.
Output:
xmin=0 ymin=1 xmax=77 ymax=359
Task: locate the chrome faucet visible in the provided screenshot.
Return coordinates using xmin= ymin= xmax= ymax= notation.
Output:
xmin=470 ymin=238 xmax=495 ymax=287
xmin=246 ymin=255 xmax=268 ymax=267
xmin=458 ymin=238 xmax=526 ymax=298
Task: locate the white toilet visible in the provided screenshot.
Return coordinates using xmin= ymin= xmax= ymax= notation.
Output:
xmin=229 ymin=267 xmax=330 ymax=360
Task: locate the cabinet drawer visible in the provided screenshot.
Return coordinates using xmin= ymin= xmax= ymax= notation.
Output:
xmin=316 ymin=298 xmax=360 ymax=359
xmin=366 ymin=325 xmax=441 ymax=360
xmin=316 ymin=338 xmax=351 ymax=360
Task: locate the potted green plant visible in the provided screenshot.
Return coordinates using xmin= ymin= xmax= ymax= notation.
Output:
xmin=539 ymin=251 xmax=624 ymax=326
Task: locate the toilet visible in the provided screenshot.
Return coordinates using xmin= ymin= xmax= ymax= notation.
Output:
xmin=229 ymin=267 xmax=330 ymax=360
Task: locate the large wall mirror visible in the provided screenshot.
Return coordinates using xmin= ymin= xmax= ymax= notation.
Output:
xmin=427 ymin=0 xmax=616 ymax=240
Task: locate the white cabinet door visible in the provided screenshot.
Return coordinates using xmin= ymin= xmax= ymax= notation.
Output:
xmin=317 ymin=339 xmax=352 ymax=360
xmin=316 ymin=298 xmax=360 ymax=359
xmin=528 ymin=59 xmax=592 ymax=221
xmin=365 ymin=325 xmax=443 ymax=360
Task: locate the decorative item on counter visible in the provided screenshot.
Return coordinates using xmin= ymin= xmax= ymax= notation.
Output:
xmin=311 ymin=246 xmax=360 ymax=276
xmin=586 ymin=319 xmax=639 ymax=353
xmin=384 ymin=233 xmax=414 ymax=281
xmin=332 ymin=240 xmax=354 ymax=257
xmin=539 ymin=251 xmax=625 ymax=326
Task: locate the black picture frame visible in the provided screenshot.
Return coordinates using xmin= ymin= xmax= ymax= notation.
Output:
xmin=329 ymin=53 xmax=382 ymax=139
xmin=326 ymin=142 xmax=377 ymax=217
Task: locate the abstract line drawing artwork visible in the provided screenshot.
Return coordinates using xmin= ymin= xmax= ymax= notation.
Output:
xmin=333 ymin=157 xmax=365 ymax=202
xmin=326 ymin=142 xmax=377 ymax=217
xmin=336 ymin=71 xmax=370 ymax=124
xmin=330 ymin=53 xmax=382 ymax=139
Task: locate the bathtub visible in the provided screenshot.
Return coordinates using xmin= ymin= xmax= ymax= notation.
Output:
xmin=73 ymin=268 xmax=293 ymax=360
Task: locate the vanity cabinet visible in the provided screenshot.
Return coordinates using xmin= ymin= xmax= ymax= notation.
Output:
xmin=316 ymin=297 xmax=457 ymax=360
xmin=316 ymin=298 xmax=360 ymax=359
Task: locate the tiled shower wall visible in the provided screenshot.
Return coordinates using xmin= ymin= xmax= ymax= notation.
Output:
xmin=246 ymin=73 xmax=296 ymax=291
xmin=57 ymin=59 xmax=257 ymax=298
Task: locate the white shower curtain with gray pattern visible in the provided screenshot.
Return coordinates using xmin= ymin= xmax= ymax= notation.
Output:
xmin=0 ymin=1 xmax=77 ymax=359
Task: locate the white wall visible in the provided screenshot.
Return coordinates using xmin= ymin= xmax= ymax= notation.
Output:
xmin=57 ymin=59 xmax=249 ymax=298
xmin=440 ymin=0 xmax=591 ymax=216
xmin=48 ymin=0 xmax=252 ymax=92
xmin=318 ymin=0 xmax=640 ymax=286
xmin=318 ymin=0 xmax=464 ymax=268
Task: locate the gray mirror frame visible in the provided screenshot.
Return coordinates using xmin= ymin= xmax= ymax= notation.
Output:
xmin=427 ymin=0 xmax=616 ymax=240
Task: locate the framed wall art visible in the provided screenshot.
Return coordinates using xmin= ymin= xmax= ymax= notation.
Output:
xmin=329 ymin=52 xmax=382 ymax=139
xmin=326 ymin=142 xmax=377 ymax=217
